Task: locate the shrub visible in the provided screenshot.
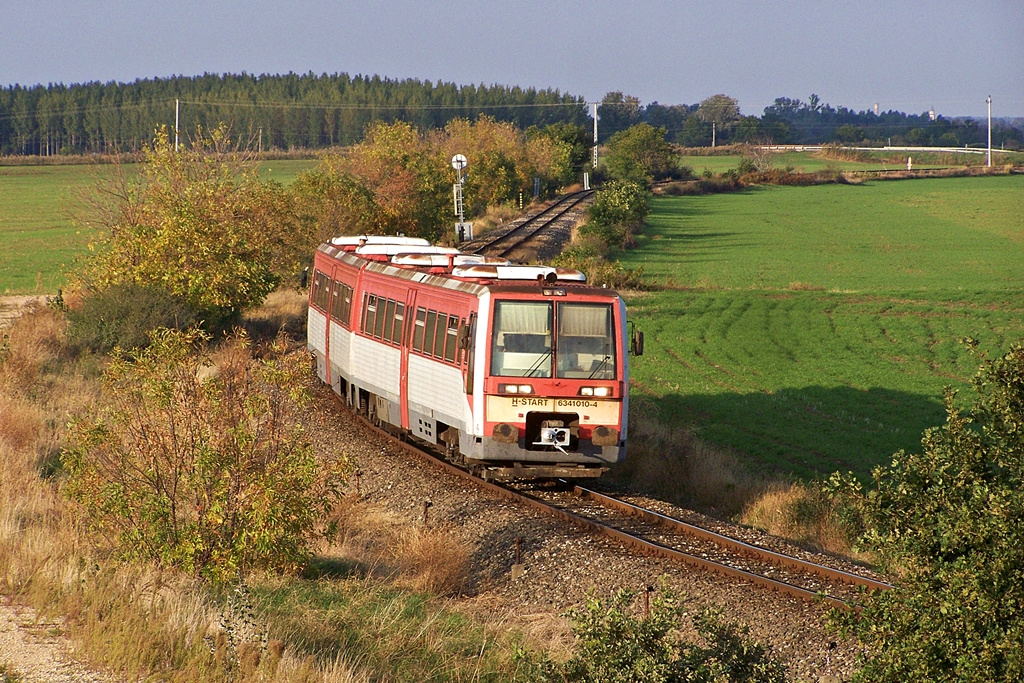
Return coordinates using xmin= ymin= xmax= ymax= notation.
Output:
xmin=66 ymin=283 xmax=200 ymax=354
xmin=76 ymin=127 xmax=301 ymax=330
xmin=61 ymin=327 xmax=347 ymax=582
xmin=517 ymin=588 xmax=786 ymax=683
xmin=835 ymin=342 xmax=1024 ymax=681
xmin=554 ymin=242 xmax=647 ymax=290
xmin=580 ymin=180 xmax=651 ymax=249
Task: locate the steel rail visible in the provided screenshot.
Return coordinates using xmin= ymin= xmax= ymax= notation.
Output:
xmin=571 ymin=484 xmax=892 ymax=593
xmin=339 ymin=398 xmax=881 ymax=611
xmin=469 ymin=190 xmax=593 ymax=257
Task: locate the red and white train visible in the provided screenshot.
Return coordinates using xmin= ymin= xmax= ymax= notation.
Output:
xmin=307 ymin=235 xmax=641 ymax=480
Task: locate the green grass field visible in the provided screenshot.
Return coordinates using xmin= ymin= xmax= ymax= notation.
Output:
xmin=677 ymin=150 xmax=960 ymax=175
xmin=621 ymin=175 xmax=1024 ymax=479
xmin=0 ymin=159 xmax=316 ymax=294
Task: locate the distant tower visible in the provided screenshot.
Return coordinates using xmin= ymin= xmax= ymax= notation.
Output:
xmin=929 ymin=107 xmax=936 ymax=121
xmin=874 ymin=102 xmax=879 ymax=116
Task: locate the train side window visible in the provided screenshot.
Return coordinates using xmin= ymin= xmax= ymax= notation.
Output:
xmin=433 ymin=313 xmax=448 ymax=359
xmin=363 ymin=294 xmax=378 ymax=335
xmin=424 ymin=311 xmax=438 ymax=356
xmin=373 ymin=297 xmax=388 ymax=339
xmin=444 ymin=316 xmax=459 ymax=363
xmin=413 ymin=307 xmax=426 ymax=351
xmin=330 ymin=283 xmax=345 ymax=322
xmin=311 ymin=271 xmax=330 ymax=311
xmin=394 ymin=303 xmax=405 ymax=345
xmin=337 ymin=284 xmax=352 ymax=327
xmin=465 ymin=314 xmax=477 ymax=394
xmin=381 ymin=299 xmax=396 ymax=341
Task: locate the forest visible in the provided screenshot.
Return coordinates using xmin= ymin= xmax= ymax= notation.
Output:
xmin=1 ymin=72 xmax=1021 ymax=155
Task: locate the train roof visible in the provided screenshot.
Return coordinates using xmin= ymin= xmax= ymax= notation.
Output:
xmin=316 ymin=239 xmax=620 ymax=299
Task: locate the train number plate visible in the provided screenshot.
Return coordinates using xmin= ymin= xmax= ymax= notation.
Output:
xmin=486 ymin=396 xmax=620 ymax=424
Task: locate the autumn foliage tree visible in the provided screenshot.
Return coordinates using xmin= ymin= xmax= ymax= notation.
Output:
xmin=76 ymin=126 xmax=303 ymax=331
xmin=293 ymin=116 xmax=576 ymax=244
xmin=61 ymin=328 xmax=346 ymax=582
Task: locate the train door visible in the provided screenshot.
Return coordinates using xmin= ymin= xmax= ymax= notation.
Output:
xmin=399 ymin=288 xmax=417 ymax=429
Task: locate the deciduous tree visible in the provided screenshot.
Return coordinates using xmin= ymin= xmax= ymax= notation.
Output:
xmin=62 ymin=328 xmax=347 ymax=582
xmin=77 ymin=126 xmax=301 ymax=328
xmin=838 ymin=342 xmax=1024 ymax=681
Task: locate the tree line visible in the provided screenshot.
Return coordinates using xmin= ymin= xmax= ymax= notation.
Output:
xmin=0 ymin=72 xmax=587 ymax=155
xmin=2 ymin=72 xmax=1021 ymax=156
xmin=598 ymin=91 xmax=1024 ymax=149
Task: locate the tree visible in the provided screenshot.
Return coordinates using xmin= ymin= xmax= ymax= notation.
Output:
xmin=603 ymin=123 xmax=676 ymax=183
xmin=76 ymin=126 xmax=302 ymax=329
xmin=581 ymin=180 xmax=651 ymax=248
xmin=834 ymin=124 xmax=865 ymax=144
xmin=527 ymin=121 xmax=591 ymax=184
xmin=62 ymin=328 xmax=347 ymax=583
xmin=696 ymin=95 xmax=740 ymax=147
xmin=597 ymin=91 xmax=643 ymax=141
xmin=838 ymin=343 xmax=1024 ymax=681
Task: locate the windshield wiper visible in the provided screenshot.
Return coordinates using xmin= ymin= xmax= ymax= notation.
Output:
xmin=588 ymin=355 xmax=612 ymax=379
xmin=526 ymin=349 xmax=553 ymax=377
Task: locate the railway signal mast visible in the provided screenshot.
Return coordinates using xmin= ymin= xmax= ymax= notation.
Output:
xmin=452 ymin=153 xmax=472 ymax=242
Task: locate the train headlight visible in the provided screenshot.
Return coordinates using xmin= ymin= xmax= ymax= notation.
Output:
xmin=579 ymin=386 xmax=611 ymax=397
xmin=499 ymin=383 xmax=534 ymax=395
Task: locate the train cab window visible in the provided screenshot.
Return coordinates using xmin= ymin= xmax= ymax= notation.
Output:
xmin=413 ymin=308 xmax=427 ymax=351
xmin=490 ymin=301 xmax=553 ymax=378
xmin=444 ymin=316 xmax=459 ymax=363
xmin=556 ymin=303 xmax=616 ymax=380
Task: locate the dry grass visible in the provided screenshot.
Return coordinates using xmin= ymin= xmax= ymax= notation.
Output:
xmin=613 ymin=402 xmax=774 ymax=516
xmin=617 ymin=397 xmax=870 ymax=558
xmin=329 ymin=497 xmax=470 ymax=596
xmin=242 ymin=288 xmax=309 ymax=341
xmin=0 ymin=306 xmax=425 ymax=682
xmin=740 ymin=483 xmax=868 ymax=559
xmin=464 ymin=203 xmax=524 ymax=240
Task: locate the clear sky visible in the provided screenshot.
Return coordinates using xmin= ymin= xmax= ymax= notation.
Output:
xmin=2 ymin=0 xmax=1021 ymax=118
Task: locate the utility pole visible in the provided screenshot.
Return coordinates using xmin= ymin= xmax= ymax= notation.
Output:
xmin=986 ymin=95 xmax=992 ymax=168
xmin=592 ymin=102 xmax=598 ymax=168
xmin=174 ymin=99 xmax=180 ymax=152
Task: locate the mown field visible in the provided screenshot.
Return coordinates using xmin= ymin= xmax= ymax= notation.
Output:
xmin=620 ymin=174 xmax=1024 ymax=480
xmin=0 ymin=159 xmax=316 ymax=293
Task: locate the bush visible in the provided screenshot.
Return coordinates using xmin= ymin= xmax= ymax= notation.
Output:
xmin=66 ymin=283 xmax=200 ymax=354
xmin=76 ymin=127 xmax=302 ymax=329
xmin=554 ymin=241 xmax=647 ymax=290
xmin=580 ymin=180 xmax=651 ymax=249
xmin=61 ymin=327 xmax=347 ymax=582
xmin=836 ymin=342 xmax=1024 ymax=681
xmin=517 ymin=588 xmax=786 ymax=683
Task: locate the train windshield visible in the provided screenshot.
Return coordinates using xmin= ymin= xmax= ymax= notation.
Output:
xmin=555 ymin=303 xmax=616 ymax=380
xmin=490 ymin=301 xmax=616 ymax=380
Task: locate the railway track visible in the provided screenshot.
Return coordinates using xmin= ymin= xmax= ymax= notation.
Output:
xmin=355 ymin=405 xmax=891 ymax=611
xmin=464 ymin=190 xmax=594 ymax=259
xmin=511 ymin=482 xmax=891 ymax=610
